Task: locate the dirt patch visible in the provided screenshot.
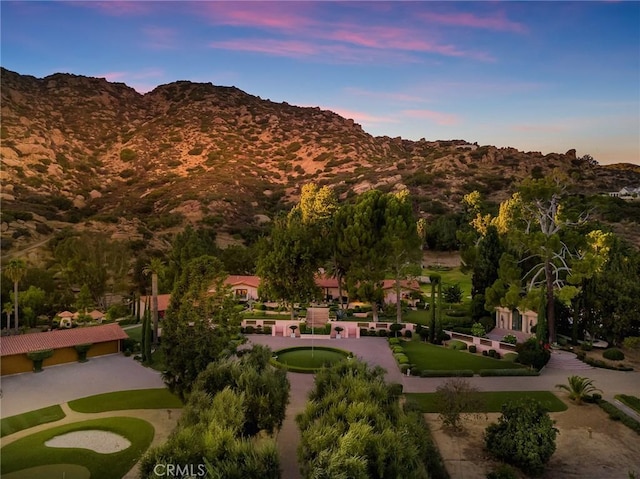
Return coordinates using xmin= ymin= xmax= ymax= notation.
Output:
xmin=422 ymin=251 xmax=461 ymax=268
xmin=427 ymin=403 xmax=640 ymax=478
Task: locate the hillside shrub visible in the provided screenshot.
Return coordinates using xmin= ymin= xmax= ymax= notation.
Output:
xmin=485 ymin=399 xmax=558 ymax=475
xmin=603 ymin=348 xmax=625 ymax=361
xmin=623 ymin=336 xmax=640 ymax=350
xmin=119 ymin=148 xmax=137 ymax=162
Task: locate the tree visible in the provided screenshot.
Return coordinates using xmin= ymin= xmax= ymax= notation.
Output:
xmin=4 ymin=258 xmax=27 ymax=332
xmin=443 ymin=283 xmax=463 ymax=304
xmin=143 ymin=258 xmax=164 ymax=345
xmin=257 ymin=214 xmax=321 ymax=319
xmin=471 ymin=225 xmax=504 ymax=320
xmin=435 ymin=378 xmax=485 ymax=431
xmin=384 ymin=190 xmax=422 ymax=323
xmin=428 ymin=273 xmax=441 ymax=343
xmin=75 ymin=284 xmax=93 ymax=314
xmin=19 ymin=286 xmax=47 ymax=328
xmin=161 ymin=256 xmax=241 ymax=399
xmin=556 ymin=375 xmax=602 ymax=405
xmin=485 ymin=399 xmax=558 ymax=476
xmin=335 ymin=190 xmax=391 ymax=321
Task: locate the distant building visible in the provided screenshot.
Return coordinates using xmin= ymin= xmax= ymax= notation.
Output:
xmin=608 ymin=186 xmax=640 ymax=199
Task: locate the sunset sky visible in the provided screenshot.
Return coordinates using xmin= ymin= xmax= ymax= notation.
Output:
xmin=2 ymin=1 xmax=639 ymax=164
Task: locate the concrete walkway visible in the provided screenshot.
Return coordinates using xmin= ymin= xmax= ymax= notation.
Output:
xmin=0 ymin=354 xmax=165 ymax=418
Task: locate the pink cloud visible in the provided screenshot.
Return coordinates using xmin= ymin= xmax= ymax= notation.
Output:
xmin=402 ymin=109 xmax=460 ymax=126
xmin=196 ymin=2 xmax=316 ymax=31
xmin=420 ymin=11 xmax=528 ymax=34
xmin=210 ymin=39 xmax=318 ymax=58
xmin=78 ymin=1 xmax=151 ymax=16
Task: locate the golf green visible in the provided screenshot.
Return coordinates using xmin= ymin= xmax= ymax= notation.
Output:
xmin=272 ymin=346 xmax=351 ymax=373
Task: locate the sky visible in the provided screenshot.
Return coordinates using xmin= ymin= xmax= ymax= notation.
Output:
xmin=2 ymin=1 xmax=639 ymax=165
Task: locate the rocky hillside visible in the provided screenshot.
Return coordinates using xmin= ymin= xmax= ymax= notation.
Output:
xmin=2 ymin=67 xmax=639 ymax=258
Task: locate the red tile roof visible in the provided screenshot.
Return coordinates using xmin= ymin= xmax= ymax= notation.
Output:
xmin=381 ymin=279 xmax=421 ymax=291
xmin=225 ymin=275 xmax=261 ymax=288
xmin=141 ymin=294 xmax=172 ymax=312
xmin=0 ymin=323 xmax=128 ymax=357
xmin=315 ymin=275 xmax=340 ymax=288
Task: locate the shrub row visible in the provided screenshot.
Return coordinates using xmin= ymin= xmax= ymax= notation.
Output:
xmin=596 ymin=399 xmax=640 ymax=435
xmin=242 ymin=325 xmax=273 ymax=335
xmin=482 ymin=349 xmax=501 ymax=359
xmin=419 ymin=369 xmax=474 ymax=377
xmin=478 ymin=369 xmax=539 ymax=377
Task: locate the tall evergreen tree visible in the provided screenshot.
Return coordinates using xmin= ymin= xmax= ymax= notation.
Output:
xmin=4 ymin=258 xmax=26 ymax=332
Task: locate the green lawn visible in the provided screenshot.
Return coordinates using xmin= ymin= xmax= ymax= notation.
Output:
xmin=0 ymin=417 xmax=154 ymax=479
xmin=68 ymin=388 xmax=182 ymax=413
xmin=616 ymin=394 xmax=640 ymax=414
xmin=272 ymin=346 xmax=350 ymax=372
xmin=1 ymin=405 xmax=66 ymax=438
xmin=422 ymin=267 xmax=473 ymax=299
xmin=122 ymin=324 xmax=142 ymax=342
xmin=402 ymin=341 xmax=524 ymax=372
xmin=406 ymin=391 xmax=568 ymax=413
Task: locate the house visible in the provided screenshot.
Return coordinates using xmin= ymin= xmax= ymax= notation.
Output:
xmin=315 ymin=275 xmax=343 ymax=302
xmin=608 ymin=186 xmax=640 ymax=199
xmin=381 ymin=279 xmax=422 ymax=305
xmin=139 ymin=294 xmax=172 ymax=319
xmin=0 ymin=323 xmax=129 ymax=375
xmin=495 ymin=307 xmax=538 ymax=338
xmin=223 ymin=275 xmax=261 ymax=301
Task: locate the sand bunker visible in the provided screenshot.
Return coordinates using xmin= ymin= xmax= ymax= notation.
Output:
xmin=45 ymin=430 xmax=131 ymax=453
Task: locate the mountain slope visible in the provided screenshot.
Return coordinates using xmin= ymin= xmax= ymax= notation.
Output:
xmin=1 ymin=67 xmax=639 ymax=257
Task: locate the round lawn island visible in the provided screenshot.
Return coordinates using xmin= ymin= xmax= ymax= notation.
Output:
xmin=271 ymin=346 xmax=352 ymax=373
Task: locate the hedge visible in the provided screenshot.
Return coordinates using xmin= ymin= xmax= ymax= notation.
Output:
xmin=596 ymin=399 xmax=640 ymax=435
xmin=478 ymin=369 xmax=540 ymax=377
xmin=420 ymin=369 xmax=474 ymax=377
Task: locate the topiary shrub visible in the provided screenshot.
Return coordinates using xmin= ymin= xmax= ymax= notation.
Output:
xmin=74 ymin=343 xmax=92 ymax=362
xmin=485 ymin=399 xmax=558 ymax=475
xmin=469 ymin=345 xmax=477 ymax=353
xmin=603 ymin=348 xmax=625 ymax=361
xmin=245 ymin=325 xmax=255 ymax=334
xmin=471 ymin=322 xmax=486 ymax=337
xmin=404 ymin=330 xmax=412 ymax=339
xmin=27 ymin=349 xmax=54 ymax=372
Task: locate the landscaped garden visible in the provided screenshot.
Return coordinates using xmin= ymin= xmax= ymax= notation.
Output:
xmin=0 ymin=417 xmax=154 ymax=479
xmin=401 ymin=340 xmax=525 ymax=373
xmin=271 ymin=346 xmax=351 ymax=373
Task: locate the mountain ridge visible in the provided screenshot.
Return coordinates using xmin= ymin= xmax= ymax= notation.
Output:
xmin=2 ymin=67 xmax=639 ymax=260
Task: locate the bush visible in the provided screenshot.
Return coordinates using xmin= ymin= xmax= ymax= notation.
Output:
xmin=119 ymin=148 xmax=137 ymax=161
xmin=501 ymin=334 xmax=517 ymax=345
xmin=471 ymin=322 xmax=486 ymax=337
xmin=486 ymin=464 xmax=518 ymax=479
xmin=516 ymin=338 xmax=551 ymax=370
xmin=245 ymin=325 xmax=255 ymax=334
xmin=603 ymin=348 xmax=625 ymax=361
xmin=388 ymin=338 xmax=401 ymax=345
xmin=480 ymin=315 xmax=495 ymax=333
xmin=447 ymin=340 xmax=468 ymax=351
xmin=74 ymin=343 xmax=92 ymax=362
xmin=435 ymin=378 xmax=484 ymax=431
xmin=469 ymin=345 xmax=477 ymax=353
xmin=581 ymin=343 xmax=593 ymax=351
xmin=623 ymin=336 xmax=640 ymax=350
xmin=485 ymin=399 xmax=558 ymax=475
xmin=404 ymin=330 xmax=412 ymax=339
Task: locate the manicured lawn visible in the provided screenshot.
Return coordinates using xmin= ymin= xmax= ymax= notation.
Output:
xmin=406 ymin=391 xmax=567 ymax=413
xmin=422 ymin=267 xmax=472 ymax=299
xmin=122 ymin=324 xmax=142 ymax=342
xmin=402 ymin=341 xmax=524 ymax=372
xmin=0 ymin=417 xmax=154 ymax=479
xmin=616 ymin=394 xmax=640 ymax=414
xmin=1 ymin=405 xmax=66 ymax=438
xmin=273 ymin=346 xmax=350 ymax=372
xmin=68 ymin=388 xmax=182 ymax=413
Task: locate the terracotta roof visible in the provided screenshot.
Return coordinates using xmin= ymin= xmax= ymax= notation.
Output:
xmin=141 ymin=294 xmax=171 ymax=312
xmin=0 ymin=323 xmax=128 ymax=357
xmin=58 ymin=311 xmax=74 ymax=318
xmin=315 ymin=275 xmax=340 ymax=288
xmin=225 ymin=275 xmax=261 ymax=288
xmin=88 ymin=310 xmax=105 ymax=320
xmin=381 ymin=279 xmax=421 ymax=291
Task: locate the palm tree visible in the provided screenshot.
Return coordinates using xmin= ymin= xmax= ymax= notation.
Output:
xmin=556 ymin=375 xmax=602 ymax=405
xmin=3 ymin=302 xmax=13 ymax=329
xmin=4 ymin=258 xmax=27 ymax=332
xmin=143 ymin=258 xmax=164 ymax=346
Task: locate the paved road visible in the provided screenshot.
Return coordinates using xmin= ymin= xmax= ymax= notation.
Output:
xmin=0 ymin=354 xmax=165 ymax=418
